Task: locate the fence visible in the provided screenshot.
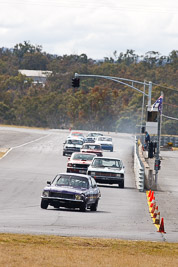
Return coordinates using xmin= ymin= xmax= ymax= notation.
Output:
xmin=138 ymin=135 xmax=178 ymax=147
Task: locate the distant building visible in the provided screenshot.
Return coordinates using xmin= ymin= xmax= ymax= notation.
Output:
xmin=18 ymin=69 xmax=52 ymax=85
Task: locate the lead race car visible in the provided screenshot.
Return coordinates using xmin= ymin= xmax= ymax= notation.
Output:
xmin=67 ymin=131 xmax=86 ymax=142
xmin=87 ymin=157 xmax=125 ymax=188
xmin=41 ymin=173 xmax=101 ymax=212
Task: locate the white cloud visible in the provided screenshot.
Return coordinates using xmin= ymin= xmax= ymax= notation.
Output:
xmin=0 ymin=0 xmax=178 ymax=58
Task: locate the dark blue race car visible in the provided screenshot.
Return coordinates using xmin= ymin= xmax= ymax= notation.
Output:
xmin=41 ymin=173 xmax=101 ymax=212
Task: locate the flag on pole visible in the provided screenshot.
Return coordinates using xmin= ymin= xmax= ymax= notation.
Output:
xmin=151 ymin=95 xmax=163 ymax=113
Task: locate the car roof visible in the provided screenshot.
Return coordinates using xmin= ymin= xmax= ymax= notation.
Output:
xmin=70 ymin=131 xmax=83 ymax=134
xmin=88 ymin=132 xmax=103 ymax=134
xmin=58 ymin=173 xmax=92 ymax=179
xmin=93 ymin=157 xmax=121 ymax=161
xmin=97 ymin=135 xmax=112 ymax=138
xmin=83 ymin=143 xmax=101 ymax=146
xmin=67 ymin=137 xmax=83 ymax=140
xmin=71 ymin=152 xmax=97 ymax=156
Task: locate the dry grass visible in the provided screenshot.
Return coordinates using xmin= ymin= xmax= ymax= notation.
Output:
xmin=0 ymin=152 xmax=5 ymax=158
xmin=0 ymin=149 xmax=9 ymax=159
xmin=0 ymin=234 xmax=178 ymax=267
xmin=0 ymin=124 xmax=48 ymax=130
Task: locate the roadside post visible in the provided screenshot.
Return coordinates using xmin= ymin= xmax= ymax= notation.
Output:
xmin=154 ymin=92 xmax=164 ymax=188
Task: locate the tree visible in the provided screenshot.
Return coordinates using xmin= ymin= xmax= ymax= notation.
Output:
xmin=13 ymin=41 xmax=43 ymax=65
xmin=20 ymin=52 xmax=49 ymax=70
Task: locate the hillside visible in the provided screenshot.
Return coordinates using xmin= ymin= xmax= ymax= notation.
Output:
xmin=0 ymin=42 xmax=178 ymax=134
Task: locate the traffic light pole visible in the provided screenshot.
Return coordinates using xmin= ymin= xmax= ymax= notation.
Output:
xmin=74 ymin=73 xmax=152 ymax=132
xmin=75 ymin=73 xmax=150 ymax=97
xmin=155 ymin=112 xmax=161 ymax=187
xmin=154 ymin=91 xmax=164 ymax=187
xmin=140 ymin=81 xmax=146 ymax=133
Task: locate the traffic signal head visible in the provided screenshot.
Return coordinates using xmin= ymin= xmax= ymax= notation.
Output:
xmin=72 ymin=78 xmax=80 ymax=88
xmin=154 ymin=159 xmax=161 ymax=171
xmin=158 ymin=159 xmax=161 ymax=170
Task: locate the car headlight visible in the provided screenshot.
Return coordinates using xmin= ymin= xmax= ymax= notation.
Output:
xmin=43 ymin=191 xmax=49 ymax=197
xmin=116 ymin=173 xmax=121 ymax=177
xmin=91 ymin=172 xmax=95 ymax=176
xmin=75 ymin=194 xmax=82 ymax=200
xmin=67 ymin=163 xmax=73 ymax=167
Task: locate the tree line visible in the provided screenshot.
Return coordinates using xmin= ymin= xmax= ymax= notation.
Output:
xmin=0 ymin=41 xmax=178 ymax=134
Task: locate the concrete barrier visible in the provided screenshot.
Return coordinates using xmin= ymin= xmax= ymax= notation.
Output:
xmin=134 ymin=137 xmax=144 ymax=192
xmin=134 ymin=138 xmax=157 ymax=191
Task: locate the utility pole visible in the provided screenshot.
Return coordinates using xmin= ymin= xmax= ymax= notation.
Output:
xmin=148 ymin=81 xmax=152 ymax=109
xmin=154 ymin=91 xmax=164 ymax=187
xmin=140 ymin=80 xmax=146 ymax=133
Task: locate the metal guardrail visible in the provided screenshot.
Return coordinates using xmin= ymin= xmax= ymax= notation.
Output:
xmin=138 ymin=135 xmax=178 ymax=147
xmin=134 ymin=137 xmax=145 ymax=192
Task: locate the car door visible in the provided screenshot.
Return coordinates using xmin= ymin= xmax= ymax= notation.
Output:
xmin=91 ymin=177 xmax=99 ymax=202
xmin=86 ymin=178 xmax=94 ymax=204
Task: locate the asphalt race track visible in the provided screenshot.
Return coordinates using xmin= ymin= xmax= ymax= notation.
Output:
xmin=0 ymin=126 xmax=177 ymax=242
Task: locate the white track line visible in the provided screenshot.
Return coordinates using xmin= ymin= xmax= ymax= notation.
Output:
xmin=0 ymin=134 xmax=51 ymax=159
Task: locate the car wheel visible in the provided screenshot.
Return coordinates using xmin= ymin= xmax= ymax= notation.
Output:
xmin=63 ymin=152 xmax=65 ymax=156
xmin=119 ymin=181 xmax=124 ymax=188
xmin=80 ymin=202 xmax=87 ymax=212
xmin=90 ymin=200 xmax=98 ymax=211
xmin=66 ymin=169 xmax=70 ymax=173
xmin=110 ymin=148 xmax=113 ymax=152
xmin=41 ymin=199 xmax=48 ymax=209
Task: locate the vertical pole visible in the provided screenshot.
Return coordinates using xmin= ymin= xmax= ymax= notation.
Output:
xmin=155 ymin=112 xmax=160 ymax=187
xmin=148 ymin=81 xmax=152 ymax=109
xmin=140 ymin=80 xmax=146 ymax=133
xmin=155 ymin=91 xmax=164 ymax=187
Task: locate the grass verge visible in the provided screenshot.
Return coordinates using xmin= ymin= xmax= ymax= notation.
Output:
xmin=0 ymin=233 xmax=178 ymax=267
xmin=0 ymin=124 xmax=48 ymax=130
xmin=0 ymin=148 xmax=9 ymax=159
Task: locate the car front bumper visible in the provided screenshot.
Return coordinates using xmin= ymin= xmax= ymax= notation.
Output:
xmin=88 ymin=172 xmax=124 ymax=184
xmin=94 ymin=176 xmax=124 ymax=184
xmin=95 ymin=177 xmax=123 ymax=184
xmin=67 ymin=167 xmax=88 ymax=174
xmin=63 ymin=148 xmax=81 ymax=154
xmin=41 ymin=196 xmax=85 ymax=208
xmin=100 ymin=145 xmax=113 ymax=151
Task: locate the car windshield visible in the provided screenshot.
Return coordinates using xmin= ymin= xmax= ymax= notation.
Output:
xmin=92 ymin=158 xmax=122 ymax=168
xmin=72 ymin=153 xmax=95 ymax=161
xmin=67 ymin=139 xmax=83 ymax=145
xmin=98 ymin=137 xmax=112 ymax=142
xmin=71 ymin=132 xmax=83 ymax=137
xmin=55 ymin=175 xmax=89 ymax=189
xmin=88 ymin=133 xmax=103 ymax=137
xmin=83 ymin=144 xmax=101 ymax=150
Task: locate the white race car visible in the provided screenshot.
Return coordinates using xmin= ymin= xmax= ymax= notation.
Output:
xmin=87 ymin=157 xmax=125 ymax=188
xmin=95 ymin=136 xmax=113 ymax=152
xmin=85 ymin=132 xmax=103 ymax=143
xmin=63 ymin=138 xmax=83 ymax=156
